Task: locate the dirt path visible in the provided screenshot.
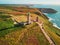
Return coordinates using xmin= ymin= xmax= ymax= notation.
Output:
xmin=36 ymin=22 xmax=55 ymax=45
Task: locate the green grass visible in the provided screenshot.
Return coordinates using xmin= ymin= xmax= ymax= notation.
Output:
xmin=18 ymin=23 xmax=50 ymax=45
xmin=0 ymin=7 xmax=60 ymax=45
xmin=0 ymin=18 xmax=14 ymax=30
xmin=0 ymin=23 xmax=50 ymax=45
xmin=0 ymin=14 xmax=14 ymax=37
xmin=0 ymin=26 xmax=24 ymax=37
xmin=0 ymin=13 xmax=14 ymax=30
xmin=0 ymin=14 xmax=11 ymax=18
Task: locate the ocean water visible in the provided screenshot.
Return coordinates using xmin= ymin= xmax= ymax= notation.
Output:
xmin=30 ymin=4 xmax=60 ymax=29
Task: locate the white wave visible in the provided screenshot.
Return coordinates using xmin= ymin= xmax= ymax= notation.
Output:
xmin=43 ymin=13 xmax=48 ymax=15
xmin=48 ymin=17 xmax=60 ymax=29
xmin=53 ymin=23 xmax=60 ymax=29
xmin=43 ymin=13 xmax=54 ymax=21
xmin=48 ymin=17 xmax=53 ymax=21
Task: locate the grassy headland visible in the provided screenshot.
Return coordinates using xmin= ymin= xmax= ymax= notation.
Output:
xmin=0 ymin=6 xmax=60 ymax=45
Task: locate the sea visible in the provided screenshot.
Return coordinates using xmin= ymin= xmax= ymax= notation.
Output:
xmin=30 ymin=4 xmax=60 ymax=29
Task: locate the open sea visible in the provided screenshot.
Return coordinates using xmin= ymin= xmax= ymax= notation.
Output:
xmin=30 ymin=4 xmax=60 ymax=29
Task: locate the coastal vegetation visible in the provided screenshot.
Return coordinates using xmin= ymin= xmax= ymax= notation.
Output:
xmin=0 ymin=14 xmax=14 ymax=30
xmin=0 ymin=6 xmax=60 ymax=45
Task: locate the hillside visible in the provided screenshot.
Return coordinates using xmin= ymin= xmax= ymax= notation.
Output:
xmin=0 ymin=6 xmax=60 ymax=45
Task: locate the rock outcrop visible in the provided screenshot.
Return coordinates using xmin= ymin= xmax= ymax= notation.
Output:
xmin=39 ymin=8 xmax=57 ymax=13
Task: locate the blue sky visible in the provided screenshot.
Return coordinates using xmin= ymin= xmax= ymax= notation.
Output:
xmin=0 ymin=0 xmax=60 ymax=5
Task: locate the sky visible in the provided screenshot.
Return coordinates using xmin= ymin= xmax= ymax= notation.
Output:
xmin=0 ymin=0 xmax=60 ymax=5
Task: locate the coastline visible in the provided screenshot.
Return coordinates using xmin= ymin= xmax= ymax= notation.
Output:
xmin=41 ymin=11 xmax=60 ymax=29
xmin=53 ymin=23 xmax=60 ymax=29
xmin=45 ymin=14 xmax=60 ymax=29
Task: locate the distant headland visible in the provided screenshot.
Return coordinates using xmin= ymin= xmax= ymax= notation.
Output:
xmin=39 ymin=8 xmax=57 ymax=13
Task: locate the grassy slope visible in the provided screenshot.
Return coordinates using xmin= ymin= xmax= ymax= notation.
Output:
xmin=0 ymin=6 xmax=60 ymax=45
xmin=19 ymin=23 xmax=50 ymax=45
xmin=0 ymin=7 xmax=49 ymax=45
xmin=0 ymin=23 xmax=50 ymax=45
xmin=0 ymin=14 xmax=14 ymax=30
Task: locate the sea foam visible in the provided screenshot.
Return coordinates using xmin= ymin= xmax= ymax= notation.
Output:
xmin=48 ymin=17 xmax=60 ymax=29
xmin=53 ymin=23 xmax=60 ymax=29
xmin=48 ymin=17 xmax=53 ymax=21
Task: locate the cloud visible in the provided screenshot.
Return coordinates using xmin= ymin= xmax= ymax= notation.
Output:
xmin=0 ymin=0 xmax=60 ymax=5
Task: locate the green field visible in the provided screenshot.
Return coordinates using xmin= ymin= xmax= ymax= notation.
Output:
xmin=0 ymin=6 xmax=60 ymax=45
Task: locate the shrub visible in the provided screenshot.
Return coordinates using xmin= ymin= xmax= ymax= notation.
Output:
xmin=0 ymin=18 xmax=14 ymax=30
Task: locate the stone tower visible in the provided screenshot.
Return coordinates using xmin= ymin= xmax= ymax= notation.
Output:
xmin=36 ymin=16 xmax=38 ymax=22
xmin=27 ymin=12 xmax=31 ymax=24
